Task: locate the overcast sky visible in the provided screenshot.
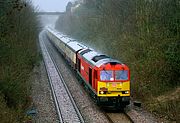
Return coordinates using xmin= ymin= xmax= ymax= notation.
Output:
xmin=32 ymin=0 xmax=72 ymax=12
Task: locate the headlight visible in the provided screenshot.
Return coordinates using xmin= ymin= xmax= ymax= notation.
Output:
xmin=125 ymin=91 xmax=129 ymax=94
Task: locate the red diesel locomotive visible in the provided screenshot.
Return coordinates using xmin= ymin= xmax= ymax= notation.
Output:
xmin=46 ymin=27 xmax=130 ymax=108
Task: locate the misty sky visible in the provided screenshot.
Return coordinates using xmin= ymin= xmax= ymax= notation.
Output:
xmin=32 ymin=0 xmax=72 ymax=12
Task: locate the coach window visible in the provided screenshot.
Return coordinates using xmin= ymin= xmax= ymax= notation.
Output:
xmin=100 ymin=70 xmax=113 ymax=81
xmin=115 ymin=70 xmax=128 ymax=80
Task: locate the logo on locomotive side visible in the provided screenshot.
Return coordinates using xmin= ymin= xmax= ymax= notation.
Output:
xmin=81 ymin=65 xmax=84 ymax=70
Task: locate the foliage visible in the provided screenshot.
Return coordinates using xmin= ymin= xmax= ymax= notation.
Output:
xmin=146 ymin=92 xmax=179 ymax=121
xmin=55 ymin=0 xmax=180 ymax=121
xmin=0 ymin=92 xmax=18 ymax=123
xmin=0 ymin=0 xmax=40 ymax=122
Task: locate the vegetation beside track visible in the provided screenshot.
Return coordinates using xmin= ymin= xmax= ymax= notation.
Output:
xmin=0 ymin=0 xmax=40 ymax=122
xmin=55 ymin=0 xmax=179 ymax=121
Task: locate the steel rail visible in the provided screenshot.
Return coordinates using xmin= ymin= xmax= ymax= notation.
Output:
xmin=124 ymin=112 xmax=134 ymax=123
xmin=44 ymin=35 xmax=85 ymax=123
xmin=105 ymin=112 xmax=134 ymax=123
xmin=39 ymin=31 xmax=84 ymax=123
xmin=100 ymin=106 xmax=134 ymax=123
xmin=39 ymin=32 xmax=64 ymax=123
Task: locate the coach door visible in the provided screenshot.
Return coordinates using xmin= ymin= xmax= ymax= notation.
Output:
xmin=89 ymin=68 xmax=92 ymax=86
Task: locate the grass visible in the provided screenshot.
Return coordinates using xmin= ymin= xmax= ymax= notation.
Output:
xmin=145 ymin=88 xmax=180 ymax=121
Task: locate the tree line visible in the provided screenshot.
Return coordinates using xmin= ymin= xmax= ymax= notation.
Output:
xmin=55 ymin=0 xmax=179 ymax=121
xmin=0 ymin=0 xmax=40 ymax=122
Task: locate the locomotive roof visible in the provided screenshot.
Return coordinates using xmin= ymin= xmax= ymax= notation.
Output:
xmin=79 ymin=49 xmax=121 ymax=67
xmin=95 ymin=58 xmax=121 ymax=67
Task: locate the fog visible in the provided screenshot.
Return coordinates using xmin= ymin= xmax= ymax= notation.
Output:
xmin=38 ymin=15 xmax=59 ymax=28
xmin=33 ymin=0 xmax=71 ymax=12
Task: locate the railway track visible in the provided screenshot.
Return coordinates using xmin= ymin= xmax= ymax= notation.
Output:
xmin=105 ymin=112 xmax=133 ymax=123
xmin=101 ymin=106 xmax=133 ymax=123
xmin=39 ymin=31 xmax=84 ymax=123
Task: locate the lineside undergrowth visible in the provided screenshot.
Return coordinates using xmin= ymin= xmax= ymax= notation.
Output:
xmin=0 ymin=0 xmax=40 ymax=122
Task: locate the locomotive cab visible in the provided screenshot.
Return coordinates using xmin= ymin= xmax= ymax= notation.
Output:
xmin=97 ymin=62 xmax=130 ymax=96
xmin=95 ymin=62 xmax=130 ymax=106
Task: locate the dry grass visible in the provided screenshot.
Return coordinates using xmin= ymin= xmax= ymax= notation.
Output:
xmin=0 ymin=93 xmax=18 ymax=123
xmin=145 ymin=88 xmax=180 ymax=121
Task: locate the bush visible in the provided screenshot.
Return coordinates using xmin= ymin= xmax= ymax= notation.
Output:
xmin=0 ymin=0 xmax=40 ymax=122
